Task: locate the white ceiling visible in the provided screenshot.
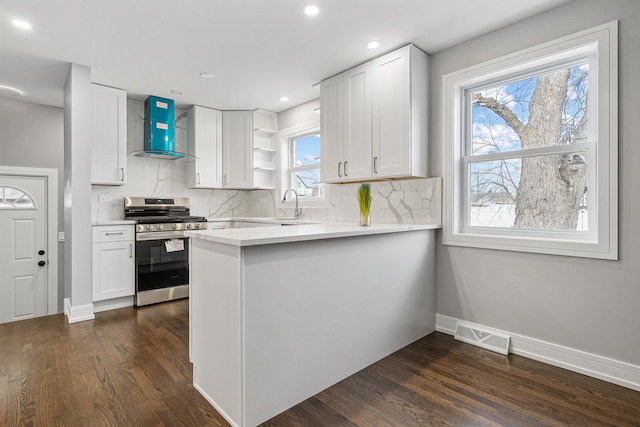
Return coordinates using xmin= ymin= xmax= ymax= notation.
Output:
xmin=0 ymin=0 xmax=570 ymax=112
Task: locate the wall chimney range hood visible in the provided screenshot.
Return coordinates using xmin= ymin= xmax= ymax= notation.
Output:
xmin=137 ymin=95 xmax=185 ymax=159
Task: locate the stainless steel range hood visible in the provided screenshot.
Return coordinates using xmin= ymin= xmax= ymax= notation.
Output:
xmin=136 ymin=95 xmax=185 ymax=159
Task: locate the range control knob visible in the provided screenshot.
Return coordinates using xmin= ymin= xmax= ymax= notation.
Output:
xmin=156 ymin=224 xmax=164 ymax=230
xmin=172 ymin=224 xmax=178 ymax=230
xmin=194 ymin=223 xmax=200 ymax=229
xmin=146 ymin=225 xmax=153 ymax=230
xmin=186 ymin=224 xmax=192 ymax=229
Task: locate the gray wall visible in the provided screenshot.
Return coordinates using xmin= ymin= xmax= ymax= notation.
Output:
xmin=64 ymin=64 xmax=94 ymax=315
xmin=277 ymin=98 xmax=319 ymax=130
xmin=0 ymin=98 xmax=65 ymax=310
xmin=430 ymin=0 xmax=640 ymax=365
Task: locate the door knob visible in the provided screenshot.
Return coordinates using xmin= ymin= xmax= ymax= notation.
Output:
xmin=38 ymin=261 xmax=46 ymax=267
xmin=38 ymin=250 xmax=45 ymax=255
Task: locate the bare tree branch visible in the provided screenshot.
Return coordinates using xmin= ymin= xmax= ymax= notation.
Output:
xmin=473 ymin=94 xmax=524 ymax=135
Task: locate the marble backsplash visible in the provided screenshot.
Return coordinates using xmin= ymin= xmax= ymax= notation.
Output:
xmin=91 ymin=99 xmax=441 ymax=225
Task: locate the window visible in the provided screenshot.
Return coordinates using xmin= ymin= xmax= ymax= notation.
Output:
xmin=443 ymin=22 xmax=617 ymax=259
xmin=279 ymin=122 xmax=325 ymax=203
xmin=0 ymin=186 xmax=36 ymax=209
xmin=290 ymin=132 xmax=324 ymax=198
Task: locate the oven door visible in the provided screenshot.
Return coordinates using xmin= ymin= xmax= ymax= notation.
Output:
xmin=135 ymin=237 xmax=189 ymax=292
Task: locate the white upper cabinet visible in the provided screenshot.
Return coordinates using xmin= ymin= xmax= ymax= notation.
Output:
xmin=320 ymin=44 xmax=428 ymax=183
xmin=223 ymin=111 xmax=253 ymax=189
xmin=91 ymin=84 xmax=127 ymax=185
xmin=187 ymin=109 xmax=275 ymax=189
xmin=343 ymin=62 xmax=373 ymax=180
xmin=372 ymin=45 xmax=428 ymax=179
xmin=187 ymin=106 xmax=223 ymax=189
xmin=320 ymin=63 xmax=372 ymax=182
xmin=320 ymin=74 xmax=344 ymax=182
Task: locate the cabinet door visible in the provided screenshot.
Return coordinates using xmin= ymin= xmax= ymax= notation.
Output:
xmin=372 ymin=46 xmax=412 ymax=178
xmin=188 ymin=106 xmax=223 ymax=188
xmin=222 ymin=111 xmax=253 ymax=189
xmin=92 ymin=84 xmax=127 ymax=185
xmin=320 ymin=74 xmax=344 ymax=182
xmin=343 ymin=62 xmax=373 ymax=180
xmin=92 ymin=241 xmax=134 ymax=301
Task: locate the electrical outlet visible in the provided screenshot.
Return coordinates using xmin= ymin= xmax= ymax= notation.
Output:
xmin=331 ymin=192 xmax=342 ymax=203
xmin=98 ymin=195 xmax=112 ymax=203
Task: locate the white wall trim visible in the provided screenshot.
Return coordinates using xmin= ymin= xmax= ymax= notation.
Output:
xmin=64 ymin=298 xmax=95 ymax=323
xmin=276 ymin=120 xmax=326 ymax=210
xmin=0 ymin=165 xmax=59 ymax=314
xmin=93 ymin=296 xmax=134 ymax=313
xmin=441 ymin=21 xmax=619 ymax=260
xmin=436 ymin=314 xmax=640 ymax=392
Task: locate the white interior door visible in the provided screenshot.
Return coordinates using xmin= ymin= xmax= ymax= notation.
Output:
xmin=0 ymin=175 xmax=48 ymax=323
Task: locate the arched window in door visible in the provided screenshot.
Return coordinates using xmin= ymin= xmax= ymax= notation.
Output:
xmin=0 ymin=186 xmax=36 ymax=209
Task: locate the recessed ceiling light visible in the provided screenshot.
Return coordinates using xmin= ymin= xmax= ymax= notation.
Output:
xmin=280 ymin=96 xmax=289 ymax=102
xmin=12 ymin=19 xmax=32 ymax=30
xmin=200 ymin=72 xmax=215 ymax=79
xmin=170 ymin=90 xmax=183 ymax=95
xmin=304 ymin=5 xmax=319 ymax=16
xmin=0 ymin=85 xmax=24 ymax=96
xmin=366 ymin=41 xmax=381 ymax=49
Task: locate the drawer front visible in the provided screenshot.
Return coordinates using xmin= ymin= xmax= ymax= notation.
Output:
xmin=92 ymin=225 xmax=134 ymax=243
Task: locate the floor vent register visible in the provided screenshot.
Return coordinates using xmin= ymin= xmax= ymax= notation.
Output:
xmin=454 ymin=322 xmax=511 ymax=355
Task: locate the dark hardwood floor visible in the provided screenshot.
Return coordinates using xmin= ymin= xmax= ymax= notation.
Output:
xmin=1 ymin=300 xmax=638 ymax=427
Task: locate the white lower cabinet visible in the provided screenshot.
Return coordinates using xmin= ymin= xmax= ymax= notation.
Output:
xmin=92 ymin=225 xmax=135 ymax=302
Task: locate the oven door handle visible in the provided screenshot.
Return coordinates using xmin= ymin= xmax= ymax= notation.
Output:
xmin=136 ymin=231 xmax=188 ymax=241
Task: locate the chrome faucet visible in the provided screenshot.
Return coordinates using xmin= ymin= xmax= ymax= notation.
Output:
xmin=282 ymin=188 xmax=301 ymax=219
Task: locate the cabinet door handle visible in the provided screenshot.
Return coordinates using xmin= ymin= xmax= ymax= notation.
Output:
xmin=197 ymin=172 xmax=200 ymax=185
xmin=128 ymin=243 xmax=133 ymax=258
xmin=120 ymin=168 xmax=125 ymax=182
xmin=344 ymin=161 xmax=348 ymax=177
xmin=338 ymin=162 xmax=343 ymax=177
xmin=373 ymin=157 xmax=378 ymax=174
xmin=223 ymin=174 xmax=227 ymax=186
xmin=105 ymin=232 xmax=124 ymax=236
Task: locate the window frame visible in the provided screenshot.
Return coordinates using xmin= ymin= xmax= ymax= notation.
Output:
xmin=0 ymin=185 xmax=37 ymax=209
xmin=442 ymin=21 xmax=618 ymax=260
xmin=277 ymin=121 xmax=327 ymax=208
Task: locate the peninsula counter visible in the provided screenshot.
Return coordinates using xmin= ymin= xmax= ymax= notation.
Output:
xmin=186 ymin=223 xmax=438 ymax=426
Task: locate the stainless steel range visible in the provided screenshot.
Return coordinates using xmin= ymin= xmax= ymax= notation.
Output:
xmin=124 ymin=197 xmax=207 ymax=307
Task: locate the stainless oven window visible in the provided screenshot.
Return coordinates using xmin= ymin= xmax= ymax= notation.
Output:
xmin=135 ymin=237 xmax=189 ymax=293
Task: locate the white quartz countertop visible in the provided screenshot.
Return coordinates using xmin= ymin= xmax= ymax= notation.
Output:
xmin=186 ymin=222 xmax=440 ymax=247
xmin=207 ymin=216 xmax=321 ymax=226
xmin=92 ymin=220 xmax=136 ymax=226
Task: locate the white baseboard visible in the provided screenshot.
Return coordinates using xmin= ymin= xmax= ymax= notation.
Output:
xmin=64 ymin=298 xmax=95 ymax=323
xmin=93 ymin=296 xmax=134 ymax=313
xmin=436 ymin=313 xmax=640 ymax=392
